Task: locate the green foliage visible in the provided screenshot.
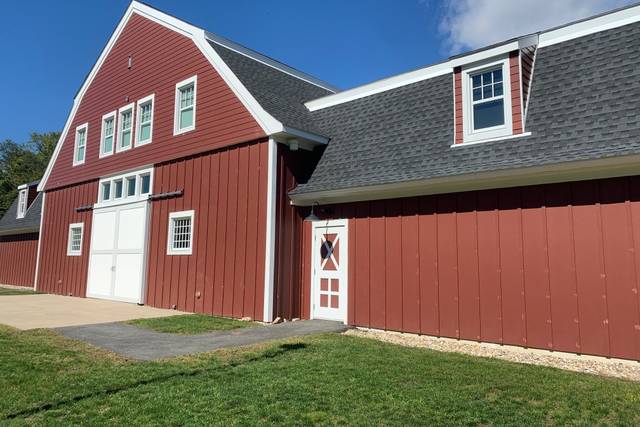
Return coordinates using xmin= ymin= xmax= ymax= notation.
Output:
xmin=127 ymin=314 xmax=258 ymax=334
xmin=0 ymin=287 xmax=36 ymax=296
xmin=1 ymin=327 xmax=639 ymax=425
xmin=0 ymin=132 xmax=59 ymax=216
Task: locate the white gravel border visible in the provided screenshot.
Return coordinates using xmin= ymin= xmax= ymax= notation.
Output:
xmin=345 ymin=328 xmax=640 ymax=382
xmin=0 ymin=284 xmax=34 ymax=291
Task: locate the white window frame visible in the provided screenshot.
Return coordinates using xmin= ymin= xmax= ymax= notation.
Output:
xmin=99 ymin=111 xmax=117 ymax=158
xmin=96 ymin=167 xmax=153 ymax=207
xmin=116 ymin=103 xmax=135 ymax=153
xmin=167 ymin=210 xmax=195 ymax=255
xmin=67 ymin=223 xmax=84 ymax=256
xmin=461 ymin=56 xmax=513 ymax=144
xmin=135 ymin=94 xmax=155 ymax=147
xmin=16 ymin=188 xmax=28 ymax=219
xmin=73 ymin=123 xmax=88 ymax=166
xmin=174 ymin=75 xmax=197 ymax=135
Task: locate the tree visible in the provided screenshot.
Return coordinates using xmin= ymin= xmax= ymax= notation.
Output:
xmin=0 ymin=132 xmax=60 ymax=216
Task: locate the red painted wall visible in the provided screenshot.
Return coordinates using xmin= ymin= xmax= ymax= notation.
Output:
xmin=146 ymin=140 xmax=268 ymax=319
xmin=301 ymin=176 xmax=640 ymax=361
xmin=45 ymin=13 xmax=264 ymax=191
xmin=38 ymin=181 xmax=98 ymax=296
xmin=0 ymin=233 xmax=38 ymax=287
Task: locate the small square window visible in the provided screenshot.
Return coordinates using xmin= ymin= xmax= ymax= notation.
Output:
xmin=67 ymin=223 xmax=84 ymax=256
xmin=101 ymin=182 xmax=111 ymax=202
xmin=126 ymin=177 xmax=136 ymax=197
xmin=140 ymin=174 xmax=151 ymax=195
xmin=16 ymin=189 xmax=28 ymax=219
xmin=167 ymin=210 xmax=194 ymax=255
xmin=174 ymin=76 xmax=197 ymax=135
xmin=114 ymin=179 xmax=123 ymax=199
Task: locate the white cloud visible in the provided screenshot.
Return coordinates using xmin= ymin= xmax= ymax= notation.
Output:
xmin=439 ymin=0 xmax=634 ymax=53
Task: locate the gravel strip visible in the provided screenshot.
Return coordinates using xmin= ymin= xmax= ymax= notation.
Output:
xmin=345 ymin=328 xmax=640 ymax=382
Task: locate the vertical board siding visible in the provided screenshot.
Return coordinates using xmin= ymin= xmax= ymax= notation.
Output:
xmin=301 ymin=176 xmax=640 ymax=360
xmin=146 ymin=140 xmax=268 ymax=319
xmin=0 ymin=233 xmax=39 ymax=287
xmin=45 ymin=13 xmax=264 ymax=191
xmin=38 ymin=181 xmax=98 ymax=296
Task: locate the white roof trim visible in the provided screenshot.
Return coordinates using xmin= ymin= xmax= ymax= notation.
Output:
xmin=539 ymin=3 xmax=640 ymax=47
xmin=205 ymin=32 xmax=339 ymax=93
xmin=306 ymin=2 xmax=640 ymax=112
xmin=39 ymin=0 xmax=286 ymax=191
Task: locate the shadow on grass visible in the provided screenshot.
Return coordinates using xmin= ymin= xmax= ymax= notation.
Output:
xmin=3 ymin=342 xmax=307 ymax=421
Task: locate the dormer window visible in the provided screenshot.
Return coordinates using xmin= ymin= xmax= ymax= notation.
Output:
xmin=16 ymin=189 xmax=28 ymax=219
xmin=471 ymin=68 xmax=504 ymax=130
xmin=460 ymin=56 xmax=513 ymax=144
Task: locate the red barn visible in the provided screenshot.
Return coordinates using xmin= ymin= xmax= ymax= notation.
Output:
xmin=28 ymin=2 xmax=640 ymax=360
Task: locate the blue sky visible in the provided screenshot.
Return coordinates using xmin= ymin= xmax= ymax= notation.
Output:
xmin=0 ymin=0 xmax=632 ymax=143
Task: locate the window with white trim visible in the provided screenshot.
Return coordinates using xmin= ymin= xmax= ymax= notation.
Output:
xmin=117 ymin=104 xmax=134 ymax=152
xmin=16 ymin=189 xmax=28 ymax=219
xmin=73 ymin=123 xmax=88 ymax=166
xmin=167 ymin=210 xmax=194 ymax=255
xmin=174 ymin=76 xmax=197 ymax=135
xmin=135 ymin=94 xmax=154 ymax=146
xmin=461 ymin=56 xmax=513 ymax=144
xmin=67 ymin=223 xmax=84 ymax=256
xmin=100 ymin=111 xmax=116 ymax=157
xmin=97 ymin=167 xmax=153 ymax=205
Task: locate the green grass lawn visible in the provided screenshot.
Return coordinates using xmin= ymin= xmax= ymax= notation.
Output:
xmin=0 ymin=287 xmax=35 ymax=296
xmin=1 ymin=325 xmax=639 ymax=426
xmin=126 ymin=314 xmax=258 ymax=334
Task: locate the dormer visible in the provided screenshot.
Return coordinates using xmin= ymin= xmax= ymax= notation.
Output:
xmin=15 ymin=181 xmax=39 ymax=219
xmin=453 ymin=35 xmax=538 ymax=146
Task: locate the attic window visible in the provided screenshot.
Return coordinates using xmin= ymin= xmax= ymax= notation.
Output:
xmin=174 ymin=76 xmax=197 ymax=135
xmin=16 ymin=189 xmax=28 ymax=219
xmin=461 ymin=56 xmax=513 ymax=144
xmin=73 ymin=123 xmax=88 ymax=166
xmin=117 ymin=103 xmax=134 ymax=152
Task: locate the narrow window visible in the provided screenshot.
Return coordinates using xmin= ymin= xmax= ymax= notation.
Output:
xmin=117 ymin=104 xmax=134 ymax=152
xmin=126 ymin=176 xmax=136 ymax=197
xmin=471 ymin=68 xmax=505 ymax=130
xmin=100 ymin=112 xmax=116 ymax=157
xmin=67 ymin=223 xmax=84 ymax=256
xmin=16 ymin=189 xmax=28 ymax=219
xmin=135 ymin=95 xmax=154 ymax=146
xmin=140 ymin=173 xmax=151 ymax=195
xmin=114 ymin=179 xmax=123 ymax=199
xmin=101 ymin=181 xmax=111 ymax=202
xmin=73 ymin=123 xmax=88 ymax=166
xmin=174 ymin=76 xmax=197 ymax=135
xmin=167 ymin=210 xmax=194 ymax=255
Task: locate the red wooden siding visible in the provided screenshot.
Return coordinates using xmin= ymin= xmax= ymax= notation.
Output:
xmin=272 ymin=145 xmax=323 ymax=320
xmin=45 ymin=13 xmax=264 ymax=191
xmin=145 ymin=140 xmax=268 ymax=319
xmin=37 ymin=181 xmax=98 ymax=296
xmin=301 ymin=176 xmax=640 ymax=360
xmin=509 ymin=51 xmax=524 ymax=134
xmin=0 ymin=233 xmax=38 ymax=287
xmin=453 ymin=67 xmax=463 ymax=145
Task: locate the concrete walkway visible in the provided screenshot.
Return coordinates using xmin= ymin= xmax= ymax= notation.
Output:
xmin=0 ymin=294 xmax=184 ymax=330
xmin=56 ymin=320 xmax=349 ymax=360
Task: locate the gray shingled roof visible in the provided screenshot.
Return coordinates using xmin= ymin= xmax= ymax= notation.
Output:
xmin=291 ymin=20 xmax=640 ymax=195
xmin=209 ymin=41 xmax=334 ymax=136
xmin=0 ymin=192 xmax=42 ymax=236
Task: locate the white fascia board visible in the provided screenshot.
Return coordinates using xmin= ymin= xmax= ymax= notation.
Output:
xmin=290 ymin=154 xmax=640 ymax=206
xmin=539 ymin=4 xmax=640 ymax=47
xmin=39 ymin=0 xmax=283 ymax=191
xmin=205 ymin=32 xmax=339 ymax=93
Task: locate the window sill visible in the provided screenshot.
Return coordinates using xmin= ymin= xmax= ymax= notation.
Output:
xmin=173 ymin=126 xmax=195 ymax=137
xmin=451 ymin=132 xmax=532 ymax=148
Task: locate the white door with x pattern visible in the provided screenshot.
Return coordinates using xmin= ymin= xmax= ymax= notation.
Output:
xmin=312 ymin=219 xmax=348 ymax=323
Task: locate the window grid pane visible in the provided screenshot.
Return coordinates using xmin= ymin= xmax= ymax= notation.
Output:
xmin=180 ymin=85 xmax=194 ymax=109
xmin=172 ymin=217 xmax=192 ymax=250
xmin=70 ymin=227 xmax=82 ymax=252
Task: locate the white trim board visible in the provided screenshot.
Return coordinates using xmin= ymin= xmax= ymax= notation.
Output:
xmin=262 ymin=137 xmax=277 ymax=322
